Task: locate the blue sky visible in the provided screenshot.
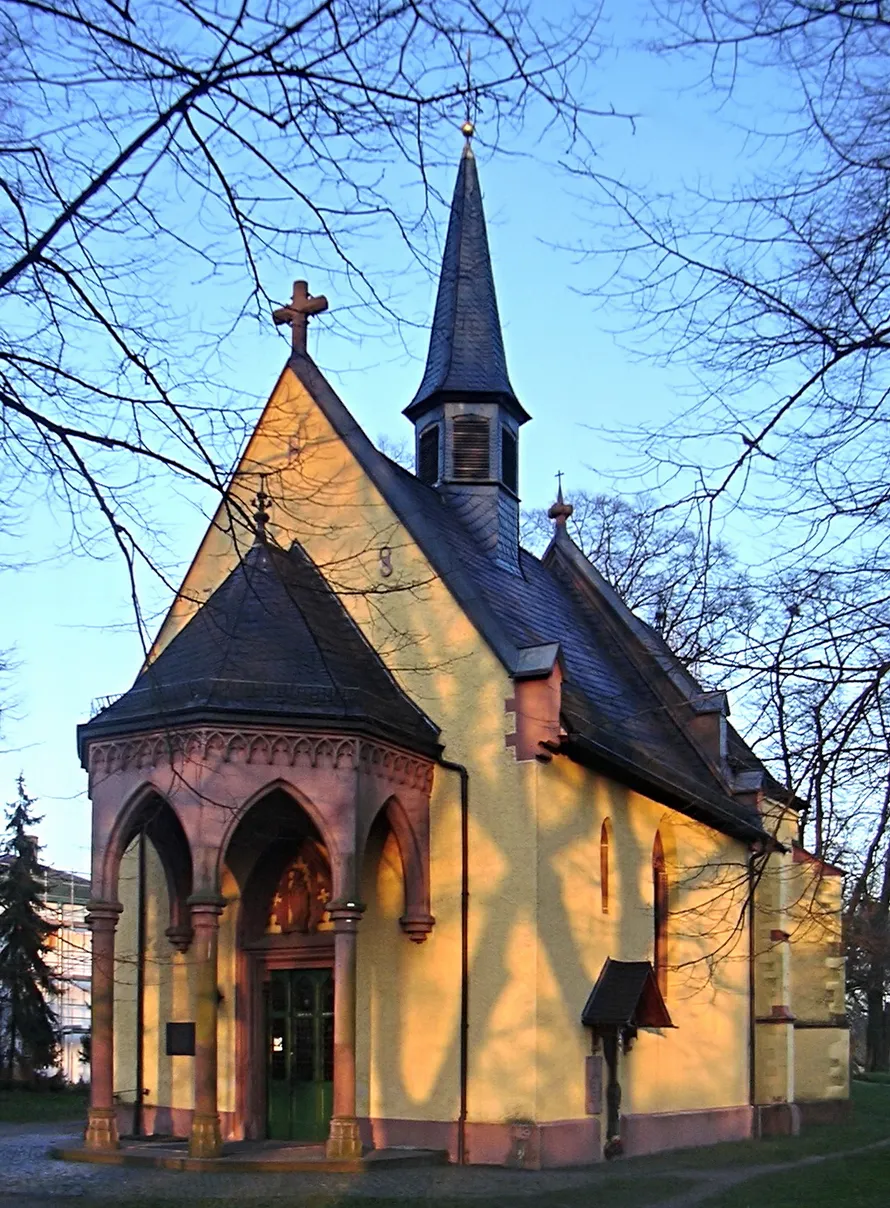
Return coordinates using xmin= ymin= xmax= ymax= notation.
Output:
xmin=0 ymin=1 xmax=788 ymax=872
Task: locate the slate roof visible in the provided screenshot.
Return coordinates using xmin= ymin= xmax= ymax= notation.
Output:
xmin=79 ymin=537 xmax=440 ymax=758
xmin=581 ymin=959 xmax=673 ymax=1029
xmin=284 ymin=352 xmax=770 ymax=845
xmin=405 ymin=142 xmax=529 ymax=423
xmin=82 ymin=141 xmax=778 ymax=845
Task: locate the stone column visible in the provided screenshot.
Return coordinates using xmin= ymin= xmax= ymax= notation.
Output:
xmin=326 ymin=900 xmax=365 ymax=1160
xmin=85 ymin=899 xmax=123 ymax=1150
xmin=188 ymin=894 xmax=225 ymax=1159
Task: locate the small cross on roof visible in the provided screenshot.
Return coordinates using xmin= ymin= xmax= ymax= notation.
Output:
xmin=273 ymin=279 xmax=328 ymax=354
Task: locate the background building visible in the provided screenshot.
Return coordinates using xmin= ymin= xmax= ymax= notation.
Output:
xmin=43 ymin=866 xmax=91 ymax=1083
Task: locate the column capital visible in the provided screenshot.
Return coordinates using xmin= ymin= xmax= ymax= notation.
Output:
xmin=165 ymin=923 xmax=194 ymax=954
xmin=399 ymin=911 xmax=436 ymax=943
xmin=187 ymin=891 xmax=226 ymax=919
xmin=85 ymin=900 xmax=123 ymax=929
xmin=328 ymin=900 xmax=366 ymax=932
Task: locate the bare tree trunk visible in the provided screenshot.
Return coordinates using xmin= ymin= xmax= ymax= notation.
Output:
xmin=866 ymin=843 xmax=890 ymax=1072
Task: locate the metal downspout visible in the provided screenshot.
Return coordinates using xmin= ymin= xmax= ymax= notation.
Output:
xmin=438 ymin=758 xmax=469 ymax=1165
xmin=748 ymin=850 xmax=757 ymax=1129
xmin=133 ymin=827 xmax=147 ymax=1137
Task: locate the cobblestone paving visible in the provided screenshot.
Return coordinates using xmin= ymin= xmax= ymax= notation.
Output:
xmin=0 ymin=1122 xmax=669 ymax=1204
xmin=1 ymin=1122 xmax=888 ymax=1207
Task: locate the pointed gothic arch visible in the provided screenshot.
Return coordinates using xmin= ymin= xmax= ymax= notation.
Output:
xmin=100 ymin=782 xmax=193 ymax=949
xmin=216 ymin=777 xmax=342 ymax=901
xmin=357 ymin=794 xmax=434 ymax=942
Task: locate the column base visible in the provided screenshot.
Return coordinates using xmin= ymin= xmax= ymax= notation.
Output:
xmin=189 ymin=1112 xmax=223 ymax=1159
xmin=326 ymin=1115 xmax=363 ymax=1159
xmin=84 ymin=1107 xmax=119 ymax=1151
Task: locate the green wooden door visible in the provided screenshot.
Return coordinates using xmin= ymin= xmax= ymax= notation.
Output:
xmin=266 ymin=968 xmax=334 ymax=1141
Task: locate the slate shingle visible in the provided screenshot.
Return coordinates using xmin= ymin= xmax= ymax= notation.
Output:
xmin=581 ymin=959 xmax=672 ymax=1029
xmin=286 ymin=352 xmax=771 ymax=844
xmin=405 ymin=144 xmax=528 ymax=422
xmin=80 ymin=538 xmax=440 ymax=756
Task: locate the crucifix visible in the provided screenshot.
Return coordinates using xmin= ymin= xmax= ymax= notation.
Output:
xmin=272 ymin=279 xmax=329 ymax=354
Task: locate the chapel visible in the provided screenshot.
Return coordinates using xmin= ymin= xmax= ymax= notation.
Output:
xmin=77 ymin=130 xmax=849 ymax=1168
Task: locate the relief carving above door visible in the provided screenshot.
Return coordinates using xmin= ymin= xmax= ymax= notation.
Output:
xmin=266 ymin=837 xmax=332 ymax=935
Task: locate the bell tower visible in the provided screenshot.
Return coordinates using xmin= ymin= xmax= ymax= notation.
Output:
xmin=404 ymin=128 xmax=530 ymax=571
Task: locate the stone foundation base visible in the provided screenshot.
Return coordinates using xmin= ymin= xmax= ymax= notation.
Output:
xmin=106 ymin=1099 xmax=847 ymax=1167
xmin=796 ymin=1098 xmax=852 ymax=1128
xmin=754 ymin=1103 xmax=801 ymax=1138
xmin=115 ymin=1104 xmax=239 ymax=1141
xmin=359 ymin=1117 xmax=601 ymax=1168
xmin=326 ymin=1116 xmax=363 ymax=1159
xmin=622 ymin=1106 xmax=754 ymax=1156
xmin=360 ymin=1109 xmax=750 ymax=1167
xmin=189 ymin=1113 xmax=223 ymax=1158
xmin=84 ymin=1107 xmax=119 ymax=1151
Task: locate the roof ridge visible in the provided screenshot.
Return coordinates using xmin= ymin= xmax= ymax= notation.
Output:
xmin=543 ymin=541 xmax=745 ymax=798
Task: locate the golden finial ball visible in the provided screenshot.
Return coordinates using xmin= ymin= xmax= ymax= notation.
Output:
xmin=460 ymin=120 xmax=475 ymax=139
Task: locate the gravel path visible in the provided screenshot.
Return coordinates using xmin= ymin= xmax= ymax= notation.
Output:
xmin=0 ymin=1122 xmax=886 ymax=1206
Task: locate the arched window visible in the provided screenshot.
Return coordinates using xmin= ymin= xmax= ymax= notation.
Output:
xmin=653 ymin=831 xmax=668 ymax=996
xmin=600 ymin=819 xmax=612 ymax=915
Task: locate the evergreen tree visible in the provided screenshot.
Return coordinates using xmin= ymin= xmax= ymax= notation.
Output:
xmin=0 ymin=777 xmax=59 ymax=1080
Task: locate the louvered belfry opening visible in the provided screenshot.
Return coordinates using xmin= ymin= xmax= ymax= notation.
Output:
xmin=418 ymin=424 xmax=440 ymax=485
xmin=405 ymin=141 xmax=530 ymax=570
xmin=452 ymin=415 xmax=490 ymax=480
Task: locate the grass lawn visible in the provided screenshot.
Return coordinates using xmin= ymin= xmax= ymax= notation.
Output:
xmin=708 ymin=1148 xmax=890 ymax=1208
xmin=0 ymin=1086 xmax=88 ymax=1122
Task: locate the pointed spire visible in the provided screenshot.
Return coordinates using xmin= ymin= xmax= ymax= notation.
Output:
xmin=404 ymin=135 xmax=529 ymax=423
xmin=548 ymin=472 xmax=573 ymax=529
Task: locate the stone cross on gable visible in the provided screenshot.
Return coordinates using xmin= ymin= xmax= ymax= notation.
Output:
xmin=273 ymin=279 xmax=329 ymax=354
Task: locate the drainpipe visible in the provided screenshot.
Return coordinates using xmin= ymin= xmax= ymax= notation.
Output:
xmin=438 ymin=758 xmax=469 ymax=1166
xmin=133 ymin=827 xmax=147 ymax=1137
xmin=748 ymin=849 xmax=757 ymax=1129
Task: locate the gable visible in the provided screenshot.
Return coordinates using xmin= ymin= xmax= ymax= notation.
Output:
xmin=142 ymin=352 xmax=768 ymax=846
xmin=145 ymin=356 xmax=517 ymax=748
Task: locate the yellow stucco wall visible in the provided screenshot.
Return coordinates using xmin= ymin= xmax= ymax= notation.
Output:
xmin=787 ymin=852 xmax=848 ymax=1103
xmin=148 ymin=366 xmax=537 ymax=1128
xmin=113 ymin=843 xmax=138 ymax=1106
xmin=115 ymin=837 xmax=195 ymax=1114
xmin=795 ymin=1029 xmax=849 ymax=1101
xmin=106 ymin=363 xmax=844 ymax=1135
xmin=533 ymin=756 xmax=751 ymax=1121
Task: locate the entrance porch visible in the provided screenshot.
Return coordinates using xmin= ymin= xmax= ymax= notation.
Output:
xmin=79 ymin=725 xmax=436 ymax=1161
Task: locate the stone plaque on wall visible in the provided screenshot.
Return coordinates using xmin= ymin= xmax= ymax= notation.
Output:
xmin=585 ymin=1054 xmax=603 ymax=1115
xmin=166 ymin=1021 xmax=196 ymax=1056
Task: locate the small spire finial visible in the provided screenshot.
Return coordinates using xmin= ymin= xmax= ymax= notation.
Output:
xmin=253 ymin=474 xmax=271 ymax=543
xmin=461 ymin=46 xmax=475 ymax=144
xmin=548 ymin=471 xmax=573 ymax=528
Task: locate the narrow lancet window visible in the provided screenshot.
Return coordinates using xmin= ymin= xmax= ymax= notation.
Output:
xmin=600 ymin=819 xmax=611 ymax=915
xmin=653 ymin=831 xmax=668 ymax=996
